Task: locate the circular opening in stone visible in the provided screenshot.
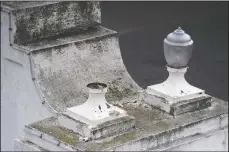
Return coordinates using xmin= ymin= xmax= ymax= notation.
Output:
xmin=87 ymin=82 xmax=107 ymax=89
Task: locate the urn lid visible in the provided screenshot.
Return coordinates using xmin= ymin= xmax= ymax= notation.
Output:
xmin=164 ymin=27 xmax=192 ymax=45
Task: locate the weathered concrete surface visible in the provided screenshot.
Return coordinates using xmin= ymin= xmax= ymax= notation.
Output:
xmin=25 ymin=117 xmax=81 ymax=151
xmin=1 ymin=2 xmax=140 ymax=150
xmin=161 ymin=128 xmax=228 ymax=151
xmin=1 ymin=11 xmax=54 ymax=151
xmin=2 ymin=2 xmax=227 ymax=151
xmin=144 ymin=92 xmax=212 ymax=116
xmin=58 ymin=113 xmax=136 ymax=140
xmin=21 ymin=26 xmax=141 ymax=112
xmin=1 ymin=1 xmax=58 ymax=10
xmin=20 ymin=97 xmax=228 ymax=151
xmin=14 ymin=139 xmax=44 ymax=151
xmin=1 ymin=1 xmax=101 ymax=44
xmin=16 ymin=128 xmax=229 ymax=151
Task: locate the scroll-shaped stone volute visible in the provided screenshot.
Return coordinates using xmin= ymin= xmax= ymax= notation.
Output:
xmin=164 ymin=27 xmax=193 ymax=68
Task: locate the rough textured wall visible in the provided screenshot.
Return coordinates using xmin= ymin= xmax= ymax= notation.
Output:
xmin=10 ymin=1 xmax=101 ymax=44
xmin=164 ymin=129 xmax=228 ymax=151
xmin=14 ymin=128 xmax=228 ymax=151
xmin=30 ymin=27 xmax=141 ymax=112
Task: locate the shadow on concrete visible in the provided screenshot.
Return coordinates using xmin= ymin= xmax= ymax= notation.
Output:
xmin=101 ymin=2 xmax=228 ymax=101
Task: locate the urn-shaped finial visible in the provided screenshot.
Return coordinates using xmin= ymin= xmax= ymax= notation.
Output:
xmin=164 ymin=27 xmax=193 ymax=68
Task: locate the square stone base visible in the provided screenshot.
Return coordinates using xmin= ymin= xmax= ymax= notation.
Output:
xmin=144 ymin=93 xmax=212 ymax=116
xmin=58 ymin=113 xmax=136 ymax=140
xmin=146 ymin=83 xmax=205 ymax=103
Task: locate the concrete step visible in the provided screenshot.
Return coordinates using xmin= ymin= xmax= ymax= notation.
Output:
xmin=1 ymin=1 xmax=101 ymax=44
xmin=16 ymin=99 xmax=228 ymax=151
xmin=14 ymin=139 xmax=46 ymax=151
xmin=19 ymin=26 xmax=141 ymax=112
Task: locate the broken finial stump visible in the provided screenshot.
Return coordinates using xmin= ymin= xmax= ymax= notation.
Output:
xmin=58 ymin=82 xmax=136 ymax=140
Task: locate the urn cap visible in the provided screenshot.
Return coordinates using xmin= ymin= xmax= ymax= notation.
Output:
xmin=164 ymin=27 xmax=192 ymax=45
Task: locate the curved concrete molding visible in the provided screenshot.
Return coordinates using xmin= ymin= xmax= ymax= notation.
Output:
xmin=27 ymin=26 xmax=142 ymax=112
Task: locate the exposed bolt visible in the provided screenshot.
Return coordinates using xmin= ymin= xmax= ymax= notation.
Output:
xmin=42 ymin=101 xmax=45 ymax=104
xmin=10 ymin=44 xmax=12 ymax=46
xmin=40 ymin=134 xmax=43 ymax=138
xmin=32 ymin=78 xmax=36 ymax=81
xmin=9 ymin=28 xmax=12 ymax=30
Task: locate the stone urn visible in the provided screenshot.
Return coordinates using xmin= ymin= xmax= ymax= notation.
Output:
xmin=163 ymin=27 xmax=193 ymax=68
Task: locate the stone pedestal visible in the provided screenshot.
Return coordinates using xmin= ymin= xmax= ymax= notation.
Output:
xmin=145 ymin=27 xmax=212 ymax=116
xmin=147 ymin=67 xmax=204 ymax=102
xmin=58 ymin=113 xmax=135 ymax=140
xmin=146 ymin=66 xmax=212 ymax=116
xmin=58 ymin=83 xmax=136 ymax=140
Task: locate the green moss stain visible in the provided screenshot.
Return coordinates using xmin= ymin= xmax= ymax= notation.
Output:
xmin=57 ymin=2 xmax=69 ymax=15
xmin=14 ymin=2 xmax=99 ymax=44
xmin=79 ymin=2 xmax=94 ymax=22
xmin=106 ymin=86 xmax=124 ymax=101
xmin=87 ymin=132 xmax=136 ymax=151
xmin=14 ymin=16 xmax=29 ymax=44
xmin=106 ymin=80 xmax=138 ymax=101
xmin=29 ymin=13 xmax=36 ymax=24
xmin=31 ymin=125 xmax=79 ymax=147
xmin=79 ymin=2 xmax=93 ymax=14
xmin=79 ymin=2 xmax=87 ymax=12
xmin=102 ymin=133 xmax=135 ymax=147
